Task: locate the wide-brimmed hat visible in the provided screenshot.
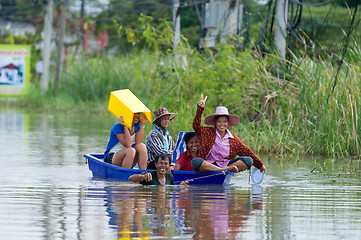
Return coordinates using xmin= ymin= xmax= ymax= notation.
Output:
xmin=153 ymin=107 xmax=178 ymax=123
xmin=204 ymin=106 xmax=240 ymax=126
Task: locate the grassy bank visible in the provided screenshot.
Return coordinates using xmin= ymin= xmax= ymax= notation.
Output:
xmin=3 ymin=42 xmax=360 ymax=160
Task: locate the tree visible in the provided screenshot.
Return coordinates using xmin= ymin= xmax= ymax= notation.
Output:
xmin=0 ymin=0 xmax=44 ymax=23
xmin=92 ymin=0 xmax=201 ymax=52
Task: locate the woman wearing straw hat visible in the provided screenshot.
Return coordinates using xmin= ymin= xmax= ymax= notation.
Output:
xmin=146 ymin=107 xmax=178 ymax=169
xmin=191 ymin=94 xmax=266 ymax=173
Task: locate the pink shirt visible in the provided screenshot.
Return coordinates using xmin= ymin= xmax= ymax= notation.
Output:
xmin=206 ymin=129 xmax=234 ymax=167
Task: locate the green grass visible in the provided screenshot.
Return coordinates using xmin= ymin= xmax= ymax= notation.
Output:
xmin=288 ymin=47 xmax=361 ymax=157
xmin=3 ymin=39 xmax=360 ymax=160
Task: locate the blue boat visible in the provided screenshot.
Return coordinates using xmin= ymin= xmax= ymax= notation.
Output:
xmin=84 ymin=153 xmax=234 ymax=185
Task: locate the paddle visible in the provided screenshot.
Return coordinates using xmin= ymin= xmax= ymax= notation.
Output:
xmin=174 ymin=167 xmax=265 ymax=185
xmin=174 ymin=171 xmax=228 ymax=184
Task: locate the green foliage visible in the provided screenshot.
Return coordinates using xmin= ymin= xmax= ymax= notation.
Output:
xmin=335 ymin=0 xmax=361 ymax=8
xmin=53 ymin=12 xmax=361 ymax=159
xmin=59 ymin=52 xmax=158 ymax=104
xmin=179 ymin=7 xmax=201 ymax=48
xmin=94 ymin=0 xmax=202 ymax=52
xmin=115 ymin=14 xmax=175 ymax=52
xmin=293 ymin=3 xmax=361 ymax=50
xmin=95 ymin=0 xmax=173 ymax=52
xmin=0 ymin=0 xmax=43 ymax=19
xmin=8 ymin=12 xmax=361 ymax=160
xmin=280 ymin=49 xmax=361 ymax=157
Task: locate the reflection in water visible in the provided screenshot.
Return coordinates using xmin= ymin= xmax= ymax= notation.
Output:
xmin=106 ymin=186 xmax=150 ymax=239
xmin=2 ymin=110 xmax=361 ymax=239
xmin=0 ymin=110 xmax=111 ymax=165
xmin=99 ymin=185 xmax=264 ymax=239
xmin=0 ymin=112 xmax=25 ymax=132
xmin=174 ymin=186 xmax=263 ymax=240
xmin=0 ymin=111 xmax=106 ymax=239
xmin=147 ymin=186 xmax=170 ymax=237
xmin=103 ymin=185 xmax=178 ymax=239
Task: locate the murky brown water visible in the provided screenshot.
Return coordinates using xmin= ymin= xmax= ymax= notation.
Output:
xmin=0 ymin=110 xmax=360 ymax=239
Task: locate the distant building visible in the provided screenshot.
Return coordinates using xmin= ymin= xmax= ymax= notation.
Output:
xmin=0 ymin=17 xmax=107 ymax=58
xmin=0 ymin=19 xmax=36 ymax=36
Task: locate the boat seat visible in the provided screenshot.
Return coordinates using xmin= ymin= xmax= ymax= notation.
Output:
xmin=172 ymin=131 xmax=190 ymax=164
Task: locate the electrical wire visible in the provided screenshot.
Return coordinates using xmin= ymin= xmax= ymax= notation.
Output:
xmin=290 ymin=0 xmax=332 ymax=7
xmin=331 ymin=3 xmax=359 ymax=93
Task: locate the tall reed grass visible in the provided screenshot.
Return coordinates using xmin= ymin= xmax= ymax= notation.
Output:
xmin=271 ymin=45 xmax=361 ymax=158
xmin=61 ymin=52 xmax=159 ymax=104
xmin=8 ymin=38 xmax=360 ymax=159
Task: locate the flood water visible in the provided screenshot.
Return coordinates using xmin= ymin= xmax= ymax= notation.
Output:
xmin=0 ymin=110 xmax=360 ymax=240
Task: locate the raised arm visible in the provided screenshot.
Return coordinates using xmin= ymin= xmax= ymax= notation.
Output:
xmin=129 ymin=172 xmax=152 ymax=183
xmin=116 ymin=115 xmax=132 ymax=148
xmin=135 ymin=114 xmax=148 ymax=144
xmin=193 ymin=94 xmax=208 ymax=135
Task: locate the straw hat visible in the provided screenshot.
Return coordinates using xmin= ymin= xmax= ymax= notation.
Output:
xmin=153 ymin=107 xmax=178 ymax=122
xmin=204 ymin=106 xmax=240 ymax=126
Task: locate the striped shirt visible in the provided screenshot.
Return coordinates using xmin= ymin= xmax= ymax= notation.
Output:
xmin=146 ymin=125 xmax=175 ymax=164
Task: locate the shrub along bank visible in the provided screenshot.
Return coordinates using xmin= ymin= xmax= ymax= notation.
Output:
xmin=3 ymin=41 xmax=360 ymax=161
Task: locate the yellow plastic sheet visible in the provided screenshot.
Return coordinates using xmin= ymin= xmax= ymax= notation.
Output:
xmin=108 ymin=89 xmax=152 ymax=129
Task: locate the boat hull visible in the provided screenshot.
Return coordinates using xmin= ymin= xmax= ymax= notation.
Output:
xmin=84 ymin=154 xmax=233 ymax=185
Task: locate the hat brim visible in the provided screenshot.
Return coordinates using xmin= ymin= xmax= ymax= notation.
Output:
xmin=153 ymin=113 xmax=178 ymax=123
xmin=204 ymin=113 xmax=240 ymax=126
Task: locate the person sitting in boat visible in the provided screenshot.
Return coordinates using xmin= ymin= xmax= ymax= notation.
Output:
xmin=172 ymin=132 xmax=200 ymax=171
xmin=191 ymin=94 xmax=266 ymax=173
xmin=103 ymin=113 xmax=148 ymax=169
xmin=146 ymin=107 xmax=177 ymax=169
xmin=128 ymin=154 xmax=176 ymax=185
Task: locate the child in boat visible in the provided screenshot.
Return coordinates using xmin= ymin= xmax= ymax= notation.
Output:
xmin=191 ymin=94 xmax=266 ymax=173
xmin=103 ymin=113 xmax=148 ymax=169
xmin=128 ymin=154 xmax=175 ymax=185
xmin=173 ymin=132 xmax=200 ymax=171
xmin=146 ymin=107 xmax=177 ymax=169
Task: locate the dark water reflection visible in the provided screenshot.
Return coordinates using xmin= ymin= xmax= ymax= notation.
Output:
xmin=89 ymin=184 xmax=263 ymax=240
xmin=1 ymin=110 xmax=361 ymax=240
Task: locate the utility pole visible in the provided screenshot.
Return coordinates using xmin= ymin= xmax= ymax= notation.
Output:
xmin=54 ymin=0 xmax=67 ymax=91
xmin=201 ymin=0 xmax=242 ymax=48
xmin=40 ymin=0 xmax=53 ymax=92
xmin=274 ymin=0 xmax=288 ymax=58
xmin=81 ymin=0 xmax=85 ymax=19
xmin=173 ymin=0 xmax=181 ymax=54
xmin=80 ymin=0 xmax=85 ymax=51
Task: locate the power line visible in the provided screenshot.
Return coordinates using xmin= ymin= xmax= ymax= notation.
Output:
xmin=290 ymin=0 xmax=332 ymax=7
xmin=331 ymin=3 xmax=359 ymax=93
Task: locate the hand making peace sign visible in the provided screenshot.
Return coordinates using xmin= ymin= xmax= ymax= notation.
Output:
xmin=197 ymin=94 xmax=208 ymax=108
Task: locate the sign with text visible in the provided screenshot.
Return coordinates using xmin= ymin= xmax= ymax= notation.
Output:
xmin=0 ymin=44 xmax=31 ymax=95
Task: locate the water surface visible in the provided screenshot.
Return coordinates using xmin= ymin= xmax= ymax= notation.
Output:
xmin=0 ymin=110 xmax=360 ymax=239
